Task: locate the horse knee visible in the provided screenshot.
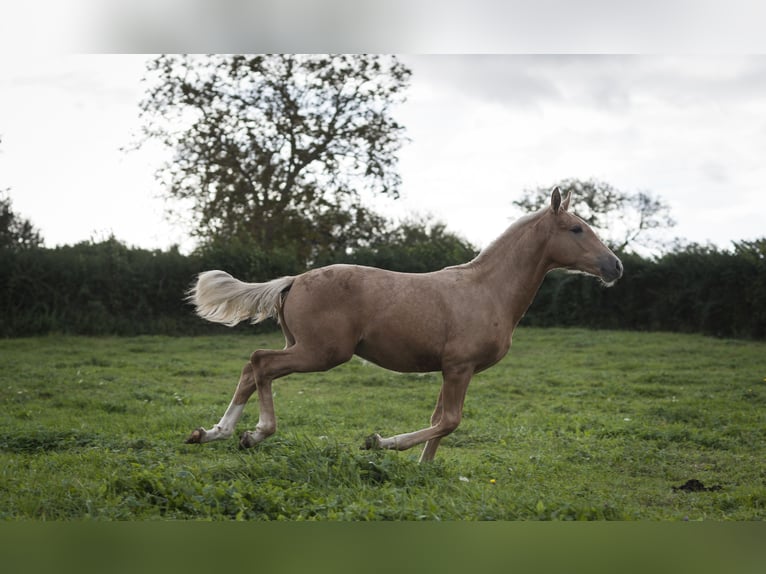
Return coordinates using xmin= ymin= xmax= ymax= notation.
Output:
xmin=438 ymin=413 xmax=461 ymax=435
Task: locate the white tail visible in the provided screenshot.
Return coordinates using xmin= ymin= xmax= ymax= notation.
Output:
xmin=188 ymin=270 xmax=295 ymax=327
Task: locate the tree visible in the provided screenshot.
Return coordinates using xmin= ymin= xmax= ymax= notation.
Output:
xmin=0 ymin=190 xmax=43 ymax=250
xmin=1 ymin=136 xmax=43 ymax=250
xmin=137 ymin=54 xmax=411 ymax=265
xmin=335 ymin=215 xmax=478 ymax=272
xmin=512 ymin=178 xmax=675 ymax=253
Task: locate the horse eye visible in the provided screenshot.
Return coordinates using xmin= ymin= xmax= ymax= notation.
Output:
xmin=570 ymin=225 xmax=583 ymax=234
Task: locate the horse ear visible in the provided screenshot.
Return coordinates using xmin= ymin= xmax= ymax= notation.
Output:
xmin=550 ymin=186 xmax=562 ymax=214
xmin=561 ymin=190 xmax=571 ymax=211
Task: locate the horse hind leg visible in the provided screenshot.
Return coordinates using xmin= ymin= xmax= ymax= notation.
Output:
xmin=186 ymin=349 xmax=287 ymax=447
xmin=239 ymin=343 xmax=356 ymax=448
xmin=237 ymin=310 xmax=296 ymax=447
xmin=238 ymin=368 xmax=276 ymax=449
xmin=186 ymin=362 xmax=257 ymax=444
xmin=187 ymin=306 xmax=298 ymax=444
xmin=187 ymin=341 xmax=353 ymax=447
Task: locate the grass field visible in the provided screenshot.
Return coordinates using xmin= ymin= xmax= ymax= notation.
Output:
xmin=1 ymin=327 xmax=764 ymax=520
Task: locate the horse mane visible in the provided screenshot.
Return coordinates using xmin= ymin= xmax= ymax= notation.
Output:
xmin=463 ymin=208 xmax=547 ymax=270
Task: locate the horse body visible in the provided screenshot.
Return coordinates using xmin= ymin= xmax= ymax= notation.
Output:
xmin=286 ymin=263 xmax=507 ymax=374
xmin=185 ymin=188 xmax=623 ymax=461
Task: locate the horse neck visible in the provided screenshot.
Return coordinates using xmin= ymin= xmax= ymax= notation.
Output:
xmin=467 ymin=212 xmax=552 ymax=325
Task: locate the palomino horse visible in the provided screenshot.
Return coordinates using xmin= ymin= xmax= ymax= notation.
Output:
xmin=185 ymin=188 xmax=623 ymax=462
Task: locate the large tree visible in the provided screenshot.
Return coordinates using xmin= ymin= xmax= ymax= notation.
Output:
xmin=137 ymin=54 xmax=411 ymax=264
xmin=513 ymin=178 xmax=676 ymax=253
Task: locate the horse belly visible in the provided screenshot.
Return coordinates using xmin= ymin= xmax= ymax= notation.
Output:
xmin=354 ymin=335 xmax=442 ymax=373
xmin=354 ymin=305 xmax=446 ymax=372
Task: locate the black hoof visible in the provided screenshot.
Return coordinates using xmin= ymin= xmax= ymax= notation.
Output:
xmin=185 ymin=428 xmax=205 ymax=444
xmin=362 ymin=433 xmax=381 ymax=450
xmin=239 ymin=432 xmax=256 ymax=449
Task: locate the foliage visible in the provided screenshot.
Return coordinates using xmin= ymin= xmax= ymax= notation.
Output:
xmin=0 ymin=221 xmax=477 ymax=337
xmin=513 ymin=178 xmax=676 ymax=253
xmin=1 ymin=189 xmax=43 ymax=251
xmin=1 ymin=233 xmax=765 ymax=339
xmin=0 ymin=197 xmax=763 ymax=339
xmin=0 ymin=237 xmax=201 ymax=336
xmin=1 ymin=329 xmax=763 ymax=520
xmin=523 ymin=241 xmax=766 ymax=339
xmin=324 ymin=215 xmax=478 ymax=272
xmin=137 ymin=54 xmax=411 ymax=265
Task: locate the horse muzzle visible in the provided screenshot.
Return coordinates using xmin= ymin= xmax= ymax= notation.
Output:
xmin=599 ymin=255 xmax=623 ymax=285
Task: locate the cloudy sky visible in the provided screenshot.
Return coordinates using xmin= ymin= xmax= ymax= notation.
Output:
xmin=1 ymin=53 xmax=764 ymax=255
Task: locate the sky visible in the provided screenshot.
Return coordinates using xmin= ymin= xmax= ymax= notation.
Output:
xmin=1 ymin=53 xmax=765 ymax=255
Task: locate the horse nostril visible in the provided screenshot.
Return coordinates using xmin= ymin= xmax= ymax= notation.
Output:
xmin=600 ymin=255 xmax=624 ymax=283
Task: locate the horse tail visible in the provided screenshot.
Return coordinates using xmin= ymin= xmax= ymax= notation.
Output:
xmin=188 ymin=270 xmax=295 ymax=327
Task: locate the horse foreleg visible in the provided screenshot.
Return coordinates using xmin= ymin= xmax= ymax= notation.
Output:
xmin=364 ymin=368 xmax=471 ymax=462
xmin=186 ymin=362 xmax=256 ymax=444
xmin=419 ymin=389 xmax=444 ymax=463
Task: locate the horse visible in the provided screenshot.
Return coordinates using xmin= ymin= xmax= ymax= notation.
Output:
xmin=185 ymin=187 xmax=623 ymax=462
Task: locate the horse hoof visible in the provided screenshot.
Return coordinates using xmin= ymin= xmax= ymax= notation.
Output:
xmin=362 ymin=433 xmax=382 ymax=450
xmin=185 ymin=428 xmax=205 ymax=444
xmin=239 ymin=432 xmax=257 ymax=449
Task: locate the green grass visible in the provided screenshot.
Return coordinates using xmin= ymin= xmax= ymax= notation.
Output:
xmin=1 ymin=328 xmax=764 ymax=520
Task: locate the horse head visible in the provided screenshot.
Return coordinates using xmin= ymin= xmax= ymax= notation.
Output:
xmin=542 ymin=187 xmax=623 ymax=285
